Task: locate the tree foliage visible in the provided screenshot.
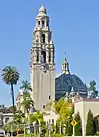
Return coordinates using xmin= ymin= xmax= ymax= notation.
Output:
xmin=74 ymin=112 xmax=82 ymax=136
xmin=29 ymin=110 xmax=43 ymax=123
xmin=54 ymin=99 xmax=65 ymax=114
xmin=54 ymin=98 xmax=73 ymax=123
xmin=55 ymin=98 xmax=74 ymax=135
xmin=21 ymin=92 xmax=34 ymax=113
xmin=86 ymin=109 xmax=95 ymax=135
xmin=1 ymin=66 xmax=19 ymax=117
xmin=14 ymin=110 xmax=25 ymax=124
xmin=65 ymin=116 xmax=73 ymax=136
xmin=89 ymin=80 xmax=98 ymax=98
xmin=20 ymin=80 xmax=32 ymax=92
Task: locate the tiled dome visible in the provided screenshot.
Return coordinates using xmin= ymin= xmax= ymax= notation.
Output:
xmin=55 ymin=73 xmax=87 ymax=100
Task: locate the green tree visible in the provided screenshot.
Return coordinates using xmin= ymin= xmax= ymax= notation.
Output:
xmin=65 ymin=116 xmax=73 ymax=136
xmin=55 ymin=99 xmax=74 ymax=135
xmin=21 ymin=92 xmax=34 ymax=114
xmin=86 ymin=109 xmax=95 ymax=135
xmin=29 ymin=110 xmax=43 ymax=123
xmin=89 ymin=80 xmax=98 ymax=98
xmin=74 ymin=112 xmax=82 ymax=136
xmin=54 ymin=98 xmax=65 ymax=114
xmin=54 ymin=98 xmax=73 ymax=124
xmin=65 ymin=104 xmax=74 ymax=136
xmin=14 ymin=110 xmax=24 ymax=124
xmin=1 ymin=66 xmax=19 ymax=117
xmin=29 ymin=111 xmax=45 ymax=133
xmin=20 ymin=80 xmax=32 ymax=92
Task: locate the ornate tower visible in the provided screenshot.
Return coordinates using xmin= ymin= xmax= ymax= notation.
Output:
xmin=62 ymin=56 xmax=70 ymax=74
xmin=30 ymin=5 xmax=55 ymax=112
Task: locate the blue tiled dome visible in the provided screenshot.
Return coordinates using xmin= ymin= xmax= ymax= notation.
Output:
xmin=55 ymin=73 xmax=87 ymax=100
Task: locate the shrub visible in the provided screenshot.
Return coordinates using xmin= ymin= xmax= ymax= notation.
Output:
xmin=74 ymin=112 xmax=82 ymax=136
xmin=86 ymin=109 xmax=95 ymax=135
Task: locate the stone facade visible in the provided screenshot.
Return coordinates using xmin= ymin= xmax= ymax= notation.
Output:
xmin=16 ymin=89 xmax=24 ymax=112
xmin=30 ymin=5 xmax=55 ymax=112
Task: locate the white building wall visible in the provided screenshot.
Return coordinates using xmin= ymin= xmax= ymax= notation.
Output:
xmin=74 ymin=99 xmax=99 ymax=136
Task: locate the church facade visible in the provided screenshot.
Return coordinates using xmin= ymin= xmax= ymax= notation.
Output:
xmin=30 ymin=5 xmax=87 ymax=111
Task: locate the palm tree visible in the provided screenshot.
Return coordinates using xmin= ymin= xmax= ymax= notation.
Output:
xmin=30 ymin=110 xmax=43 ymax=122
xmin=21 ymin=92 xmax=34 ymax=114
xmin=20 ymin=80 xmax=32 ymax=92
xmin=1 ymin=66 xmax=19 ymax=117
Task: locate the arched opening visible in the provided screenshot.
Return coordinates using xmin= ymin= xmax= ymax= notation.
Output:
xmin=38 ymin=21 xmax=40 ymax=26
xmin=42 ymin=20 xmax=44 ymax=27
xmin=42 ymin=34 xmax=45 ymax=43
xmin=49 ymin=51 xmax=51 ymax=62
xmin=36 ymin=51 xmax=39 ymax=62
xmin=49 ymin=95 xmax=51 ymax=100
xmin=41 ymin=51 xmax=46 ymax=64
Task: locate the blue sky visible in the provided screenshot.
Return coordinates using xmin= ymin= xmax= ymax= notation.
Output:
xmin=0 ymin=0 xmax=99 ymax=106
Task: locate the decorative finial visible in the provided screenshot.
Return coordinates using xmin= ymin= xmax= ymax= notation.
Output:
xmin=62 ymin=53 xmax=70 ymax=74
xmin=37 ymin=5 xmax=47 ymax=17
xmin=65 ymin=52 xmax=66 ymax=60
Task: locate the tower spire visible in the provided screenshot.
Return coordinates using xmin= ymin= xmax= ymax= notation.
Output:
xmin=62 ymin=53 xmax=70 ymax=74
xmin=37 ymin=5 xmax=47 ymax=17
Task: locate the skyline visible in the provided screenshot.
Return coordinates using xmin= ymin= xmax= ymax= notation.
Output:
xmin=0 ymin=0 xmax=99 ymax=106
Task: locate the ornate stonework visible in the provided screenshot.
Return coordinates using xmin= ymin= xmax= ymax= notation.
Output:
xmin=30 ymin=5 xmax=55 ymax=112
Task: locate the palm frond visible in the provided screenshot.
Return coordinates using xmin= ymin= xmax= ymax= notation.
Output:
xmin=1 ymin=66 xmax=20 ymax=85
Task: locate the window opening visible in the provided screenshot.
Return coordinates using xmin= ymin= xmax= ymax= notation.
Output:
xmin=42 ymin=20 xmax=44 ymax=27
xmin=43 ymin=105 xmax=45 ymax=109
xmin=49 ymin=95 xmax=51 ymax=100
xmin=41 ymin=51 xmax=46 ymax=64
xmin=38 ymin=21 xmax=40 ymax=26
xmin=42 ymin=34 xmax=45 ymax=43
xmin=37 ymin=51 xmax=39 ymax=62
xmin=49 ymin=51 xmax=51 ymax=62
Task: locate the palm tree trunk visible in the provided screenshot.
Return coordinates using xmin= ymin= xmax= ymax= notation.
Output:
xmin=11 ymin=83 xmax=15 ymax=119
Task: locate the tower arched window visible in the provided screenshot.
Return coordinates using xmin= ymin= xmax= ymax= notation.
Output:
xmin=37 ymin=50 xmax=39 ymax=62
xmin=42 ymin=20 xmax=44 ymax=27
xmin=41 ymin=51 xmax=46 ymax=64
xmin=49 ymin=51 xmax=51 ymax=62
xmin=38 ymin=21 xmax=40 ymax=26
xmin=42 ymin=34 xmax=45 ymax=43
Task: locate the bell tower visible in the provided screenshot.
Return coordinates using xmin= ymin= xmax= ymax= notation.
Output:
xmin=30 ymin=5 xmax=55 ymax=111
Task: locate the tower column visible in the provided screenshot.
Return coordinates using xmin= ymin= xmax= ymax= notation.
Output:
xmin=46 ymin=47 xmax=49 ymax=63
xmin=39 ymin=47 xmax=41 ymax=64
xmin=50 ymin=48 xmax=54 ymax=64
xmin=34 ymin=48 xmax=37 ymax=63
